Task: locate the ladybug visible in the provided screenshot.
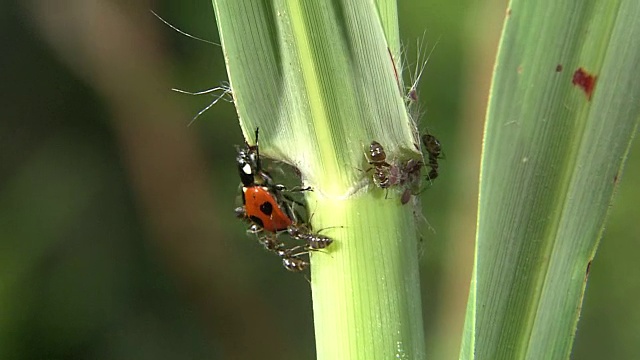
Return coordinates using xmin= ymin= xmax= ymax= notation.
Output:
xmin=235 ymin=128 xmax=334 ymax=271
xmin=236 ymin=128 xmax=296 ymax=233
xmin=236 ymin=187 xmax=293 ymax=233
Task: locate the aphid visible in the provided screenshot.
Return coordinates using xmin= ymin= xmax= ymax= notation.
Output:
xmin=397 ymin=158 xmax=424 ymax=205
xmin=401 ymin=188 xmax=413 ymax=205
xmin=403 ymin=158 xmax=423 ymax=183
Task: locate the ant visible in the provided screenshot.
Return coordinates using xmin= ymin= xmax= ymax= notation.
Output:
xmin=258 ymin=235 xmax=310 ymax=272
xmin=421 ymin=134 xmax=442 ymax=181
xmin=366 ymin=141 xmax=392 ymax=188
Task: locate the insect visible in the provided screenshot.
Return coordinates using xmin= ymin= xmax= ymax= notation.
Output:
xmin=394 ymin=134 xmax=443 ymax=205
xmin=239 ymin=186 xmax=294 ymax=233
xmin=398 ymin=158 xmax=424 ymax=205
xmin=236 ymin=128 xmax=276 ymax=189
xmin=287 ymin=224 xmax=333 ymax=250
xmin=236 ymin=128 xmax=295 ymax=232
xmin=421 ymin=134 xmax=442 ymax=181
xmin=366 ymin=141 xmax=424 ymax=188
xmin=235 ymin=128 xmax=334 ymax=270
xmin=365 ymin=140 xmax=435 ymax=205
xmin=259 ymin=236 xmax=310 ymax=272
xmin=366 ymin=141 xmax=393 ymax=188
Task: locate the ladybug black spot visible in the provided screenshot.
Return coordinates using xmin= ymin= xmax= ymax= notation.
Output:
xmin=260 ymin=201 xmax=273 ymax=216
xmin=249 ymin=216 xmax=264 ymax=228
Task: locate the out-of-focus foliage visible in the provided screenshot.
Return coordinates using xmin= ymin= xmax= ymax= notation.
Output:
xmin=0 ymin=0 xmax=637 ymax=359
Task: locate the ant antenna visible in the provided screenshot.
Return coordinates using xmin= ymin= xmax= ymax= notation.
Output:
xmin=150 ymin=10 xmax=221 ymax=46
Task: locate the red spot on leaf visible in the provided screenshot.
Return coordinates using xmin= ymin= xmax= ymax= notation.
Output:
xmin=556 ymin=64 xmax=563 ymax=72
xmin=572 ymin=67 xmax=597 ymax=100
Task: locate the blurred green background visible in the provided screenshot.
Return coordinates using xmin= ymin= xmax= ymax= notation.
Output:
xmin=1 ymin=0 xmax=638 ymax=359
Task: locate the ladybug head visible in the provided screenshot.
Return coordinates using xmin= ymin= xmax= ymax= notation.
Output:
xmin=236 ymin=127 xmax=262 ymax=187
xmin=237 ymin=148 xmax=258 ymax=186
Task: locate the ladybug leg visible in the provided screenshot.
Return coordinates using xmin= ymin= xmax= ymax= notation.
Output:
xmin=235 ymin=206 xmax=266 ymax=235
xmin=288 ymin=185 xmax=313 ymax=192
xmin=247 ymin=224 xmax=263 ymax=235
xmin=234 ymin=206 xmax=246 ymax=219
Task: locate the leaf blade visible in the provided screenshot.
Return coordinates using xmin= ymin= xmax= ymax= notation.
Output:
xmin=461 ymin=0 xmax=640 ymax=358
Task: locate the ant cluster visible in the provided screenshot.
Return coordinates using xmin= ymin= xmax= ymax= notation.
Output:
xmin=365 ymin=42 xmax=443 ymax=203
xmin=234 ymin=128 xmax=334 ymax=272
xmin=365 ymin=134 xmax=442 ymax=205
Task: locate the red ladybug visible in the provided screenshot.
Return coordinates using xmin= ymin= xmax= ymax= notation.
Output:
xmin=235 ymin=128 xmax=334 ymax=271
xmin=235 ymin=128 xmax=296 ymax=233
xmin=238 ymin=186 xmax=293 ymax=233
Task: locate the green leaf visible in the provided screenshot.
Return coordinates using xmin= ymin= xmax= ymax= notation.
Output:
xmin=460 ymin=0 xmax=640 ymax=359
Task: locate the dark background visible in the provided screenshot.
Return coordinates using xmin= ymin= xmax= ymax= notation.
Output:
xmin=2 ymin=0 xmax=638 ymax=359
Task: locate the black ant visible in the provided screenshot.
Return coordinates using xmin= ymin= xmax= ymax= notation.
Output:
xmin=366 ymin=141 xmax=392 ymax=188
xmin=421 ymin=134 xmax=442 ymax=181
xmin=259 ymin=236 xmax=310 ymax=272
xmin=287 ymin=223 xmax=334 ymax=250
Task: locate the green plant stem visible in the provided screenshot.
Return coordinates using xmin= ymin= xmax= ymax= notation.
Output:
xmin=310 ymin=190 xmax=426 ymax=360
xmin=211 ymin=1 xmax=426 ymax=358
